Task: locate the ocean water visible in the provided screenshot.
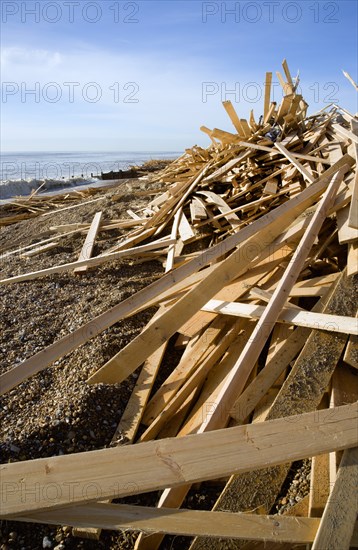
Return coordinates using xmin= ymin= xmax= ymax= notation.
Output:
xmin=0 ymin=151 xmax=181 ymax=200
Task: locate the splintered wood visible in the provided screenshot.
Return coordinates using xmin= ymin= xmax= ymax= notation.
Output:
xmin=1 ymin=60 xmax=357 ymax=549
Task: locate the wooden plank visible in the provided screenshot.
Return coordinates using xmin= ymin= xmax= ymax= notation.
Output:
xmin=311 ymin=447 xmax=358 ymax=550
xmin=190 ymin=197 xmax=207 ymax=222
xmin=0 ymin=237 xmax=175 ymax=286
xmin=348 ymin=119 xmax=358 ymax=228
xmin=7 ymin=504 xmax=322 ymax=543
xmin=41 ymin=196 xmax=105 ymax=216
xmin=264 ymin=72 xmax=272 ymax=120
xmin=274 ymin=143 xmax=315 ymax=183
xmin=201 ymin=299 xmax=358 ymax=335
xmin=343 ymin=334 xmax=358 ymax=370
xmin=332 ymin=123 xmax=358 ymax=144
xmin=1 ymin=403 xmax=356 ymax=518
xmin=347 ymin=241 xmax=358 ymax=276
xmin=329 ymin=365 xmax=358 ymax=480
xmin=282 ymin=59 xmax=294 ymax=88
xmin=336 ymin=204 xmax=358 ymax=244
xmin=1 ymin=160 xmax=352 ymax=396
xmin=165 ymin=208 xmax=183 ymax=273
xmin=178 ymin=211 xmax=195 ymax=242
xmin=198 ymin=190 xmax=241 ymax=229
xmin=21 ymin=241 xmax=59 ymax=257
xmin=222 ymin=100 xmax=245 ymax=135
xmin=308 ymin=442 xmax=330 ymax=518
xmin=74 ymin=211 xmax=103 ymax=274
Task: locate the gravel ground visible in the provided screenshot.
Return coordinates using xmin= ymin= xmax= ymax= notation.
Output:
xmin=0 ymin=178 xmax=313 ymax=550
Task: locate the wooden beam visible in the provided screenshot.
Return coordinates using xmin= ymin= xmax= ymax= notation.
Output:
xmin=264 ymin=72 xmax=272 ymax=120
xmin=311 ymin=447 xmax=358 ymax=550
xmin=8 ymin=504 xmax=322 ymax=543
xmin=348 ymin=119 xmax=358 ymax=229
xmin=222 ymin=100 xmax=245 ymax=135
xmin=1 ymin=403 xmax=357 ymax=518
xmin=201 ymin=299 xmax=358 ymax=335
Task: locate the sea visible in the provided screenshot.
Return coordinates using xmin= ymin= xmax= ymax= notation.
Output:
xmin=0 ymin=151 xmax=181 ymax=201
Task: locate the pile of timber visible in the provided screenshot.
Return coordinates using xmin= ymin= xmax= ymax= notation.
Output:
xmin=1 ymin=61 xmax=358 ymax=550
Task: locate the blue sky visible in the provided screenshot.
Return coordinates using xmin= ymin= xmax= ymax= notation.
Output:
xmin=1 ymin=0 xmax=357 ymax=152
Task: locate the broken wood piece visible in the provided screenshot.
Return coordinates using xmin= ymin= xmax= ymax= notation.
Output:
xmin=74 ymin=211 xmax=103 ymax=274
xmin=21 ymin=241 xmax=60 ymax=257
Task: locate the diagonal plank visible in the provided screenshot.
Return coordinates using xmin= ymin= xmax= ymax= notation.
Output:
xmin=311 ymin=447 xmax=358 ymax=550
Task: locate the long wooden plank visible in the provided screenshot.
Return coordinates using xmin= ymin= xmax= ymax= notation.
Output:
xmin=9 ymin=504 xmax=321 ymax=543
xmin=202 ymin=299 xmax=358 ymax=335
xmin=74 ymin=211 xmax=103 ymax=274
xmin=311 ymin=447 xmax=358 ymax=550
xmin=348 ymin=119 xmax=358 ymax=228
xmin=0 ymin=237 xmax=175 ymax=285
xmin=1 ymin=158 xmax=352 ymax=396
xmin=1 ymin=403 xmax=356 ymax=518
xmin=88 ymin=171 xmax=345 ymax=386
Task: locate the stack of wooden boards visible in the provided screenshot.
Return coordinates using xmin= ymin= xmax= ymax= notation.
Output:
xmin=1 ymin=60 xmax=358 ymax=549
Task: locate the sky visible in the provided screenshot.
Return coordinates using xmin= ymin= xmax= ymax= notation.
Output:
xmin=1 ymin=0 xmax=357 ymax=152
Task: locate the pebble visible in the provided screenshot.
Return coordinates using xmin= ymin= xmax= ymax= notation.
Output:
xmin=42 ymin=536 xmax=52 ymax=548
